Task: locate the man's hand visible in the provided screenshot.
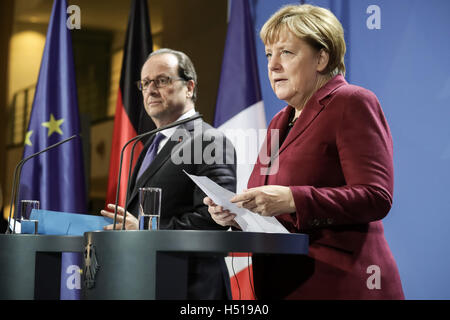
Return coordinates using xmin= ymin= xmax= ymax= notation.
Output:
xmin=101 ymin=204 xmax=139 ymax=230
xmin=203 ymin=197 xmax=240 ymax=229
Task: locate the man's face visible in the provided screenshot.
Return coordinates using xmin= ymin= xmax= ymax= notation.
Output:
xmin=140 ymin=53 xmax=192 ymax=127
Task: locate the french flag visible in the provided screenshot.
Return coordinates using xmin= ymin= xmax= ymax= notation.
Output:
xmin=214 ymin=0 xmax=267 ymax=300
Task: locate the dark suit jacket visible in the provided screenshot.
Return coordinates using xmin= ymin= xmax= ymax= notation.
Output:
xmin=249 ymin=75 xmax=404 ymax=299
xmin=127 ymin=117 xmax=236 ymax=299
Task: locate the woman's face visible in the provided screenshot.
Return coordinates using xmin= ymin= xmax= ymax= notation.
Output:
xmin=265 ymin=29 xmax=322 ymax=108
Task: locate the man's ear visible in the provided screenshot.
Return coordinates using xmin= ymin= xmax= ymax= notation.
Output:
xmin=317 ymin=49 xmax=330 ymax=73
xmin=186 ymin=80 xmax=195 ymax=98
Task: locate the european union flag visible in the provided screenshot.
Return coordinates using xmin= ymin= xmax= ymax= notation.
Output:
xmin=18 ymin=0 xmax=86 ymax=300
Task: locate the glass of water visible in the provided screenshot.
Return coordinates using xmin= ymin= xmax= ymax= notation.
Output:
xmin=138 ymin=187 xmax=161 ymax=230
xmin=20 ymin=200 xmax=39 ymax=234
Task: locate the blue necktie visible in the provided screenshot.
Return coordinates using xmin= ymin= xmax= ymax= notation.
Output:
xmin=137 ymin=133 xmax=165 ymax=180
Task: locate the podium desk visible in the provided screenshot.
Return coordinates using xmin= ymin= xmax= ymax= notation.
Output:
xmin=83 ymin=230 xmax=309 ymax=300
xmin=0 ymin=234 xmax=84 ymax=299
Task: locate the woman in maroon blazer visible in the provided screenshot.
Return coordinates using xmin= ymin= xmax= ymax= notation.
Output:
xmin=205 ymin=4 xmax=404 ymax=299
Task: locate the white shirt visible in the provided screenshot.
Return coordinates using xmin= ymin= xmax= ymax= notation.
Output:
xmin=156 ymin=108 xmax=197 ymax=154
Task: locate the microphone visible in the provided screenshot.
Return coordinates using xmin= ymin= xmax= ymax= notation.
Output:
xmin=113 ymin=114 xmax=203 ymax=230
xmin=6 ymin=134 xmax=79 ymax=234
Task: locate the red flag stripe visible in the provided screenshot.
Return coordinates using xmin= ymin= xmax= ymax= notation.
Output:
xmin=230 ymin=265 xmax=256 ymax=300
xmin=106 ymin=91 xmax=143 ymax=206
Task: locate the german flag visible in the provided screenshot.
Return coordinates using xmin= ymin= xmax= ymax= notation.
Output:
xmin=106 ymin=0 xmax=155 ymax=207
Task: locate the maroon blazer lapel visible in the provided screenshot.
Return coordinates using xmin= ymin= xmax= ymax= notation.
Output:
xmin=279 ymin=75 xmax=348 ymax=155
xmin=278 ymin=100 xmax=324 ymax=155
xmin=249 ymin=75 xmax=348 ymax=188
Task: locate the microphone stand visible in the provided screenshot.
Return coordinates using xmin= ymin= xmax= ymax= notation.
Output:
xmin=5 ymin=135 xmax=78 ymax=234
xmin=113 ymin=114 xmax=202 ymax=230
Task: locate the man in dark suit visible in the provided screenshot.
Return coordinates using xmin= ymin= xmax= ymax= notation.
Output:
xmin=101 ymin=48 xmax=236 ymax=299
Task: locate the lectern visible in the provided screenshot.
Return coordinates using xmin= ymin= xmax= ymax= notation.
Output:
xmin=0 ymin=231 xmax=308 ymax=300
xmin=82 ymin=230 xmax=309 ymax=300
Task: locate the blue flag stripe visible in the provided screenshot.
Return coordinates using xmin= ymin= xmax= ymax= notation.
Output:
xmin=214 ymin=0 xmax=263 ymax=127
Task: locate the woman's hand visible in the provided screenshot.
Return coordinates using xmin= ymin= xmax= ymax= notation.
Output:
xmin=230 ymin=185 xmax=296 ymax=217
xmin=203 ymin=197 xmax=240 ymax=229
xmin=101 ymin=204 xmax=139 ymax=230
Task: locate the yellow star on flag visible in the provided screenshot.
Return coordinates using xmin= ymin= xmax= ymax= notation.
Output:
xmin=42 ymin=113 xmax=64 ymax=137
xmin=24 ymin=130 xmax=33 ymax=146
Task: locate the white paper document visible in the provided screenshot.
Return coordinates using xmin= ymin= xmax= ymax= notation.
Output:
xmin=8 ymin=218 xmax=21 ymax=233
xmin=184 ymin=171 xmax=289 ymax=234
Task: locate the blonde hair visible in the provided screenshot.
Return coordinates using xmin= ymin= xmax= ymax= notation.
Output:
xmin=260 ymin=4 xmax=346 ymax=77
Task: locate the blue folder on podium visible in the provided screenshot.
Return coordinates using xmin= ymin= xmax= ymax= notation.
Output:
xmin=23 ymin=209 xmax=113 ymax=235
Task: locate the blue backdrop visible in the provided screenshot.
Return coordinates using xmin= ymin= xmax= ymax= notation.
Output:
xmin=249 ymin=0 xmax=450 ymax=299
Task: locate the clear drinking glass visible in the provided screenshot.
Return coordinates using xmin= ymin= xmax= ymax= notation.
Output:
xmin=138 ymin=187 xmax=161 ymax=230
xmin=20 ymin=200 xmax=39 ymax=234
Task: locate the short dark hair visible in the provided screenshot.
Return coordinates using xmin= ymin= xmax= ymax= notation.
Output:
xmin=146 ymin=48 xmax=198 ymax=102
